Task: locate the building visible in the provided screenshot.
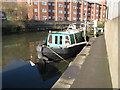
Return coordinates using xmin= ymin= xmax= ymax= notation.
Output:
xmin=27 ymin=0 xmax=107 ymax=21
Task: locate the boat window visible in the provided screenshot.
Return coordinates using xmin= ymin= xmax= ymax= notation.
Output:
xmin=75 ymin=33 xmax=81 ymax=43
xmin=55 ymin=36 xmax=58 ymax=44
xmin=48 ymin=35 xmax=52 ymax=44
xmin=70 ymin=35 xmax=75 ymax=44
xmin=65 ymin=36 xmax=70 ymax=45
xmin=60 ymin=36 xmax=62 ymax=44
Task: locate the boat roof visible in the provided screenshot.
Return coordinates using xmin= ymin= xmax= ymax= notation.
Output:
xmin=49 ymin=30 xmax=80 ymax=35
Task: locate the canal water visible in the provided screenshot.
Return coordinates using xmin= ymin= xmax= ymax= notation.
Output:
xmin=2 ymin=31 xmax=75 ymax=88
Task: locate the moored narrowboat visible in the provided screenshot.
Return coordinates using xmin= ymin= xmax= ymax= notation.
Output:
xmin=36 ymin=24 xmax=87 ymax=61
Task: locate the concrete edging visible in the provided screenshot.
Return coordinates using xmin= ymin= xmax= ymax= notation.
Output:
xmin=51 ymin=37 xmax=95 ymax=88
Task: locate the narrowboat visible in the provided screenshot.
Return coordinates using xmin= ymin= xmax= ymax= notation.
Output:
xmin=36 ymin=24 xmax=87 ymax=61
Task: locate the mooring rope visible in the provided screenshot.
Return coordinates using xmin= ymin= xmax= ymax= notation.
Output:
xmin=46 ymin=46 xmax=69 ymax=64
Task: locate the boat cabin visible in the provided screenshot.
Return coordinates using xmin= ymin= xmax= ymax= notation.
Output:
xmin=47 ymin=31 xmax=83 ymax=48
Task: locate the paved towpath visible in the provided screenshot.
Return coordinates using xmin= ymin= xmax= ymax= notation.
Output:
xmin=70 ymin=36 xmax=112 ymax=88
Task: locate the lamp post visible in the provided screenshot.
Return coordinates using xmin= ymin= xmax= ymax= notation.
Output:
xmin=83 ymin=21 xmax=87 ymax=42
xmin=93 ymin=19 xmax=98 ymax=38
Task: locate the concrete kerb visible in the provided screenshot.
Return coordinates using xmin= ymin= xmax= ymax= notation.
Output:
xmin=51 ymin=37 xmax=96 ymax=89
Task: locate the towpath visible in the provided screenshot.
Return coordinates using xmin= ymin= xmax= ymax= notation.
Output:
xmin=70 ymin=36 xmax=112 ymax=88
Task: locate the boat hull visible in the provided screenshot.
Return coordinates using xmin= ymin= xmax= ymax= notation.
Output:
xmin=40 ymin=44 xmax=85 ymax=61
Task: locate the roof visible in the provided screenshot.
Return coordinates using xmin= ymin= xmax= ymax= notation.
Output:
xmin=49 ymin=30 xmax=80 ymax=35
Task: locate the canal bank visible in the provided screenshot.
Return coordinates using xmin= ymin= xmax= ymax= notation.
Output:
xmin=2 ymin=20 xmax=82 ymax=35
xmin=52 ymin=36 xmax=112 ymax=88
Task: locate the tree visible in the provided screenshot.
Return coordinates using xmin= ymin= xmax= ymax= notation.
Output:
xmin=2 ymin=2 xmax=28 ymax=21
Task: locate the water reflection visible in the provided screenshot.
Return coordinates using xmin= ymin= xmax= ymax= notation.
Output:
xmin=37 ymin=58 xmax=74 ymax=81
xmin=2 ymin=31 xmax=48 ymax=66
xmin=2 ymin=60 xmax=60 ymax=88
xmin=2 ymin=58 xmax=74 ymax=88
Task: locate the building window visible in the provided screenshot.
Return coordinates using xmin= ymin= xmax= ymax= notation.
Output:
xmin=73 ymin=12 xmax=77 ymax=15
xmin=42 ymin=9 xmax=47 ymax=12
xmin=88 ymin=13 xmax=90 ymax=16
xmin=34 ymin=1 xmax=38 ymax=5
xmin=64 ymin=11 xmax=66 ymax=14
xmin=42 ymin=1 xmax=47 ymax=5
xmin=59 ymin=10 xmax=63 ymax=14
xmin=58 ymin=4 xmax=63 ymax=7
xmin=48 ymin=10 xmax=51 ymax=12
xmin=48 ymin=3 xmax=51 ymax=6
xmin=73 ymin=6 xmax=77 ymax=9
xmin=42 ymin=16 xmax=47 ymax=20
xmin=67 ymin=5 xmax=69 ymax=8
xmin=67 ymin=17 xmax=69 ymax=20
xmin=48 ymin=10 xmax=54 ymax=13
xmin=49 ymin=10 xmax=51 ymax=12
xmin=64 ymin=5 xmax=66 ymax=8
xmin=96 ymin=14 xmax=98 ymax=17
xmin=84 ymin=2 xmax=87 ymax=5
xmin=73 ymin=17 xmax=76 ymax=20
xmin=52 ymin=10 xmax=55 ymax=13
xmin=103 ymin=15 xmax=105 ymax=17
xmin=97 ymin=5 xmax=99 ymax=7
xmin=88 ymin=8 xmax=90 ymax=11
xmin=68 ymin=11 xmax=69 ymax=14
xmin=34 ymin=8 xmax=38 ymax=12
xmin=84 ymin=8 xmax=87 ymax=11
xmin=52 ymin=3 xmax=55 ymax=6
xmin=96 ymin=9 xmax=99 ymax=12
xmin=49 ymin=16 xmax=54 ymax=19
xmin=34 ymin=15 xmax=38 ymax=20
xmin=49 ymin=16 xmax=51 ymax=19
